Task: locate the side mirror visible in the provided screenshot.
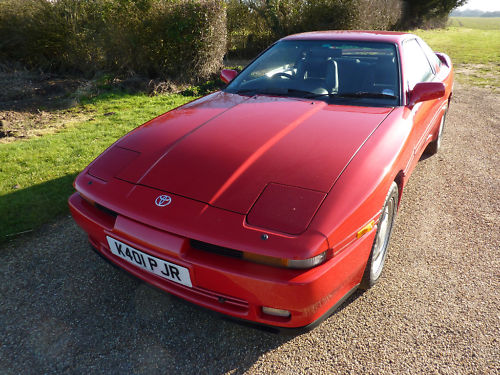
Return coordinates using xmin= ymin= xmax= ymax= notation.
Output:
xmin=409 ymin=82 xmax=445 ymax=107
xmin=435 ymin=52 xmax=451 ymax=68
xmin=220 ymin=69 xmax=238 ymax=84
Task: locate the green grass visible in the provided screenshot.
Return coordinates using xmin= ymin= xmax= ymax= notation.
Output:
xmin=415 ymin=27 xmax=500 ymax=65
xmin=0 ymin=92 xmax=196 ymax=241
xmin=415 ymin=19 xmax=500 ymax=89
xmin=448 ymin=17 xmax=500 ymax=30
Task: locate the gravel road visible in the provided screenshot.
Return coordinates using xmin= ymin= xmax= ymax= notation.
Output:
xmin=1 ymin=83 xmax=499 ymax=374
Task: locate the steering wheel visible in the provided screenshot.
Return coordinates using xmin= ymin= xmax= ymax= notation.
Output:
xmin=271 ymin=72 xmax=294 ymax=80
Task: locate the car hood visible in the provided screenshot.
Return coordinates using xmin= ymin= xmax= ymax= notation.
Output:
xmin=90 ymin=92 xmax=393 ymax=214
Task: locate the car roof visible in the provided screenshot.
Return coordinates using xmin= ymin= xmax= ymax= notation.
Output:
xmin=281 ymin=30 xmax=415 ymax=44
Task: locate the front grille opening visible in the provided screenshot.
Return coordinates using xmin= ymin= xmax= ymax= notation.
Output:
xmin=95 ymin=203 xmax=118 ymax=218
xmin=190 ymin=240 xmax=243 ymax=259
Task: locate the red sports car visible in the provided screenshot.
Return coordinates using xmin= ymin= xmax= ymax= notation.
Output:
xmin=69 ymin=31 xmax=453 ymax=332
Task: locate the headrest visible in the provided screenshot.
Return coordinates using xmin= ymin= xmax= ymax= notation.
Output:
xmin=377 ymin=54 xmax=395 ymax=63
xmin=307 ymin=47 xmax=342 ymax=59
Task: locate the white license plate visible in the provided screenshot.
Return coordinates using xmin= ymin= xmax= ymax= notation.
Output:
xmin=106 ymin=236 xmax=192 ymax=288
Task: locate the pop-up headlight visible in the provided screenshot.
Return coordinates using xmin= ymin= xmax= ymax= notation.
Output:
xmin=88 ymin=146 xmax=140 ymax=181
xmin=247 ymin=183 xmax=326 ymax=235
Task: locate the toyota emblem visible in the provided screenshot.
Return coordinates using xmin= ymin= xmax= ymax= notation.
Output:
xmin=155 ymin=195 xmax=172 ymax=207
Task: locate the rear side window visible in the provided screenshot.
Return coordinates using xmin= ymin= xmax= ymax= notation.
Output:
xmin=417 ymin=37 xmax=441 ymax=73
xmin=403 ymin=39 xmax=434 ymax=90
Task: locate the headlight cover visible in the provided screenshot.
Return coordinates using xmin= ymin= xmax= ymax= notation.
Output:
xmin=88 ymin=146 xmax=140 ymax=181
xmin=247 ymin=183 xmax=326 ymax=235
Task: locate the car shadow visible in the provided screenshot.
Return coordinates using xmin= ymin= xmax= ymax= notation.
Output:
xmin=0 ymin=173 xmax=78 ymax=242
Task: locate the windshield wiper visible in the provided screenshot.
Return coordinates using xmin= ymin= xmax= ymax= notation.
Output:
xmin=233 ymin=88 xmax=259 ymax=95
xmin=335 ymin=92 xmax=397 ymax=99
xmin=284 ymin=88 xmax=318 ymax=97
xmin=304 ymin=92 xmax=337 ymax=99
xmin=233 ymin=88 xmax=397 ymax=100
xmin=307 ymin=92 xmax=397 ymax=100
xmin=233 ymin=88 xmax=316 ymax=98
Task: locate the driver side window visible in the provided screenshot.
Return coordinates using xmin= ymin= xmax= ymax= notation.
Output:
xmin=403 ymin=39 xmax=434 ymax=90
xmin=247 ymin=44 xmax=301 ymax=80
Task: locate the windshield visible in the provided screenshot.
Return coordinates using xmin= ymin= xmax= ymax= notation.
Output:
xmin=226 ymin=40 xmax=400 ymax=107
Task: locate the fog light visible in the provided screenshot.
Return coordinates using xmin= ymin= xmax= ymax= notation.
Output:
xmin=262 ymin=307 xmax=291 ymax=318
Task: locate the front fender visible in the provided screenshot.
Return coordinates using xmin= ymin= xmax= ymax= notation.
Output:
xmin=310 ymin=107 xmax=411 ymax=253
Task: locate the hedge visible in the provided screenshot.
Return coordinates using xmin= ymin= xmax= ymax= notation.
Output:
xmin=226 ymin=0 xmax=403 ymax=58
xmin=0 ymin=0 xmax=227 ymax=82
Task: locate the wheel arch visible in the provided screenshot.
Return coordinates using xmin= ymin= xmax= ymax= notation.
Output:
xmin=393 ymin=171 xmax=405 ymax=208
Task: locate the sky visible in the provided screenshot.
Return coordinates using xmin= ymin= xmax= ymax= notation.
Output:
xmin=456 ymin=0 xmax=500 ymax=12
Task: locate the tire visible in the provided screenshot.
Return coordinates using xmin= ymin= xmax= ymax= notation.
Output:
xmin=359 ymin=182 xmax=398 ymax=290
xmin=425 ymin=109 xmax=447 ymax=155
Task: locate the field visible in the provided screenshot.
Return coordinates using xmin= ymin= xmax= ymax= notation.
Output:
xmin=416 ymin=17 xmax=500 ymax=89
xmin=1 ymin=17 xmax=499 ymax=242
xmin=448 ymin=16 xmax=500 ymax=29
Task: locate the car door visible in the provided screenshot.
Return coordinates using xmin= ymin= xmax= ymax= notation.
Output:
xmin=402 ymin=38 xmax=443 ymax=161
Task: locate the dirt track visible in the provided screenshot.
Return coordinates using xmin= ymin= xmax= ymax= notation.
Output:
xmin=1 ymin=83 xmax=499 ymax=374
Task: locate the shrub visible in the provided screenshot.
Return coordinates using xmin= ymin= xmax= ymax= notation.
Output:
xmin=0 ymin=0 xmax=105 ymax=73
xmin=102 ymin=0 xmax=226 ymax=80
xmin=399 ymin=0 xmax=467 ymax=29
xmin=226 ymin=0 xmax=404 ymax=59
xmin=355 ymin=0 xmax=403 ymax=30
xmin=0 ymin=0 xmax=227 ymax=82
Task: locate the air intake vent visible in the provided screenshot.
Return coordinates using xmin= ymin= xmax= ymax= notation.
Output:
xmin=95 ymin=203 xmax=118 ymax=218
xmin=190 ymin=240 xmax=243 ymax=259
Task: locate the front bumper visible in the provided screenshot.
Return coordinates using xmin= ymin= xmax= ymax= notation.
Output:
xmin=69 ymin=191 xmax=374 ymax=330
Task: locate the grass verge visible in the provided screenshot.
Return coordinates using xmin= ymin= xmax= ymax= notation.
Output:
xmin=0 ymin=92 xmax=196 ymax=241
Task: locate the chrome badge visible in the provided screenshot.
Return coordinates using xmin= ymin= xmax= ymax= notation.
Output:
xmin=155 ymin=195 xmax=172 ymax=207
